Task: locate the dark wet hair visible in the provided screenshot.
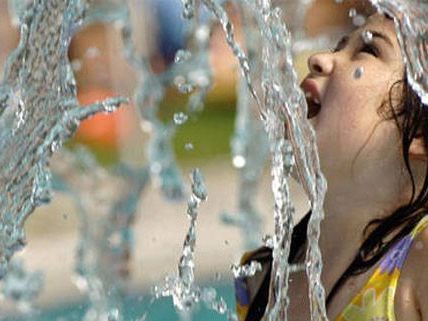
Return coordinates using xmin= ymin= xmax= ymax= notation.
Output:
xmin=289 ymin=72 xmax=428 ymax=306
xmin=328 ymin=73 xmax=428 ymax=305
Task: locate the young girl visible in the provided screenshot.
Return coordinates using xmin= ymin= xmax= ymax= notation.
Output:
xmin=235 ymin=11 xmax=428 ymax=321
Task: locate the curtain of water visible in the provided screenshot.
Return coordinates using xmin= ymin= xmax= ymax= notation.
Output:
xmin=194 ymin=1 xmax=428 ymax=321
xmin=120 ymin=1 xmax=236 ymax=319
xmin=194 ymin=1 xmax=328 ymax=320
xmin=153 ymin=169 xmax=208 ymax=310
xmin=0 ymin=0 xmax=428 ymax=321
xmin=0 ymin=0 xmax=127 ymax=279
xmin=221 ymin=75 xmax=268 ymax=250
xmin=0 ymin=258 xmax=43 ymax=313
xmin=51 ymin=149 xmax=149 ymax=321
xmin=369 ymin=0 xmax=428 ymax=105
xmin=221 ymin=1 xmax=269 ymax=247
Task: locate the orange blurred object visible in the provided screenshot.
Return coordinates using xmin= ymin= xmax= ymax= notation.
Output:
xmin=75 ymin=88 xmax=132 ymax=150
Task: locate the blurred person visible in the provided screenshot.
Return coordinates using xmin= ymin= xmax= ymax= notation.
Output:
xmin=235 ymin=9 xmax=428 ymax=321
xmin=149 ymin=0 xmax=187 ymax=66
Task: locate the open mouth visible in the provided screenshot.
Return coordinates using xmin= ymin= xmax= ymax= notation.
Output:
xmin=305 ymin=92 xmax=321 ymax=119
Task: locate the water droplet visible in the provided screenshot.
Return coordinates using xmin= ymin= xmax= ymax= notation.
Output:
xmin=188 ymin=69 xmax=210 ymax=87
xmin=114 ymin=20 xmax=125 ymax=30
xmin=108 ymin=232 xmax=122 ymax=247
xmin=227 ymin=312 xmax=238 ymax=321
xmin=182 ymin=1 xmax=195 ymax=19
xmin=348 ymin=8 xmax=357 ymax=17
xmin=353 ymin=15 xmax=366 ymax=27
xmin=174 ymin=76 xmax=194 ymax=94
xmin=100 ymin=99 xmax=121 ymax=113
xmin=201 ymin=287 xmax=217 ymax=302
xmin=184 ymin=143 xmax=194 ymax=151
xmin=195 ymin=25 xmax=210 ymax=43
xmin=178 ymin=83 xmax=194 ymax=94
xmin=213 ymin=297 xmax=227 ymax=314
xmin=50 ymin=141 xmax=60 ymax=153
xmin=85 ymin=46 xmax=101 ymax=59
xmin=353 ymin=67 xmax=364 ymax=79
xmin=173 ymin=112 xmax=188 ymax=125
xmin=107 ymin=309 xmax=119 ymax=321
xmin=190 ymin=168 xmax=207 ymax=201
xmin=231 ymin=261 xmax=262 ymax=278
xmin=140 ymin=120 xmax=152 ymax=132
xmin=232 ymin=155 xmax=246 ymax=168
xmin=71 ymin=59 xmax=82 ymax=71
xmin=1 ymin=260 xmax=43 ymax=306
xmin=415 ymin=241 xmax=424 ymax=250
xmin=174 ymin=49 xmax=192 ymax=64
xmin=262 ymin=235 xmax=274 ymax=248
xmin=150 ymin=162 xmax=162 ymax=174
xmin=361 ymin=30 xmax=373 ymax=44
xmin=215 ymin=272 xmax=222 ymax=281
xmin=290 ymin=263 xmax=306 ymax=273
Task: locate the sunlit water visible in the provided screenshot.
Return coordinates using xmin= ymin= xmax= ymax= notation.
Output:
xmin=0 ymin=0 xmax=427 ymax=321
xmin=0 ymin=0 xmax=126 ymax=279
xmin=51 ymin=148 xmax=149 ymax=321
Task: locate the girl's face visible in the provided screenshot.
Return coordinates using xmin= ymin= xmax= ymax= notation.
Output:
xmin=301 ymin=14 xmax=405 ymax=193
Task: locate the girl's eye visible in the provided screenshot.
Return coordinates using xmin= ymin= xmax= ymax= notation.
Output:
xmin=331 ymin=36 xmax=349 ymax=53
xmin=360 ymin=44 xmax=379 ymax=57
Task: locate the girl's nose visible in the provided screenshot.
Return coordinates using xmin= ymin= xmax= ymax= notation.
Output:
xmin=307 ymin=52 xmax=334 ymax=76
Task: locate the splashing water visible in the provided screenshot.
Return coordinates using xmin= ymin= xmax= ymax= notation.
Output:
xmin=352 ymin=14 xmax=366 ymax=27
xmin=119 ymin=0 xmax=215 ymax=200
xmin=349 ymin=8 xmax=357 ymax=18
xmin=119 ymin=2 xmax=183 ymax=200
xmin=369 ymin=0 xmax=428 ymax=105
xmin=52 ymin=149 xmax=149 ymax=321
xmin=200 ymin=0 xmax=262 ymax=115
xmin=220 ymin=1 xmax=269 ymax=250
xmin=181 ymin=0 xmax=196 ymax=19
xmin=184 ymin=143 xmax=194 ymax=151
xmin=0 ymin=0 xmax=127 ymax=278
xmin=232 ymin=155 xmax=246 ymax=169
xmin=200 ymin=1 xmax=328 ymax=320
xmin=347 ymin=7 xmax=366 ymax=27
xmin=200 ymin=1 xmax=428 ymax=320
xmin=1 ymin=258 xmax=43 ymax=313
xmin=175 ymin=49 xmax=193 ymax=64
xmin=153 ymin=168 xmax=236 ymax=319
xmin=221 ymin=77 xmax=268 ymax=249
xmin=173 ymin=112 xmax=189 ymax=125
xmin=231 ymin=261 xmax=262 ymax=278
xmin=361 ymin=30 xmax=373 ymax=43
xmin=153 ymin=169 xmax=207 ymax=311
xmin=0 ymin=1 xmax=427 ymax=321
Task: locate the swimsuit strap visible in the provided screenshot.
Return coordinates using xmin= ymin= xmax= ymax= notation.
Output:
xmin=335 ymin=215 xmax=428 ymax=321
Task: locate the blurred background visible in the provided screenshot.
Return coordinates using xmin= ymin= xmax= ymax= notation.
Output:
xmin=0 ymin=0 xmax=365 ymax=320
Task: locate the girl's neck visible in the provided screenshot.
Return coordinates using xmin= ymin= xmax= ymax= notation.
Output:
xmin=319 ymin=184 xmax=398 ymax=259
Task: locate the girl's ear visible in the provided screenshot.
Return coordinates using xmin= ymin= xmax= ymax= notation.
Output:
xmin=409 ymin=136 xmax=428 ymax=161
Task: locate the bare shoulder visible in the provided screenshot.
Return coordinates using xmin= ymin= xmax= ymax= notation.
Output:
xmin=396 ymin=225 xmax=428 ymax=321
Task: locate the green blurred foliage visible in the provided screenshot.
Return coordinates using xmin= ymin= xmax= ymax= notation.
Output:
xmin=67 ymin=89 xmax=237 ymax=166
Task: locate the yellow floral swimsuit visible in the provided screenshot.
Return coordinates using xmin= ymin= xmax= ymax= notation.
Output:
xmin=235 ymin=215 xmax=428 ymax=321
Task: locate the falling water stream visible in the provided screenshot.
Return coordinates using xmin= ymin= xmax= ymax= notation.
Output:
xmin=0 ymin=0 xmax=127 ymax=278
xmin=0 ymin=0 xmax=427 ymax=321
xmin=51 ymin=148 xmax=149 ymax=321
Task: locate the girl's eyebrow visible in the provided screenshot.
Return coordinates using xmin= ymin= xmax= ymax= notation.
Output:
xmin=364 ymin=29 xmax=394 ymax=48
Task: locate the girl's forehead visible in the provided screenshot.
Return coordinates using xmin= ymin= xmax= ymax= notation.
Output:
xmin=365 ymin=13 xmax=396 ymax=35
xmin=351 ymin=13 xmax=399 ymax=48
